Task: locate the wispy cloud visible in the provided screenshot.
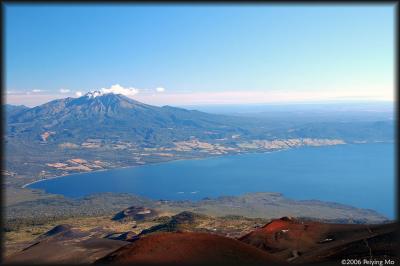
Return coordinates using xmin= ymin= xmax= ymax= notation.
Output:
xmin=75 ymin=91 xmax=83 ymax=97
xmin=156 ymin=87 xmax=165 ymax=93
xmin=60 ymin=88 xmax=70 ymax=93
xmin=31 ymin=89 xmax=43 ymax=93
xmin=6 ymin=90 xmax=23 ymax=95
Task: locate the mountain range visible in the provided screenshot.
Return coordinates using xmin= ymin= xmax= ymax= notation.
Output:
xmin=5 ymin=91 xmax=394 ymax=145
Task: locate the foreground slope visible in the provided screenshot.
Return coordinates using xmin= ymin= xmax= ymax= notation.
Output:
xmin=97 ymin=218 xmax=397 ymax=265
xmin=5 ymin=211 xmax=397 ymax=265
xmin=96 ymin=232 xmax=280 ymax=265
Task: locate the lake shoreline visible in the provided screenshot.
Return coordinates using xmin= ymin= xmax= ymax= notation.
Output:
xmin=25 ymin=141 xmax=392 ymax=190
xmin=22 ymin=142 xmax=360 ymax=189
xmin=22 ymin=149 xmax=281 ymax=189
xmin=26 ymin=141 xmax=337 ymax=190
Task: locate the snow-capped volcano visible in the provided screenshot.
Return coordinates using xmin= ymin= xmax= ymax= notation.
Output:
xmin=85 ymin=90 xmax=105 ymax=98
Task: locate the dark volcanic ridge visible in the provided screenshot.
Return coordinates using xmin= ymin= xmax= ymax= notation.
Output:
xmin=112 ymin=206 xmax=159 ymax=222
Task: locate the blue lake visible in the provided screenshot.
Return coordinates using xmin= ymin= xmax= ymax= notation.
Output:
xmin=28 ymin=143 xmax=395 ymax=219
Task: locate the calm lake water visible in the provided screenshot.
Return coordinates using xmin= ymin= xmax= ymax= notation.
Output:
xmin=29 ymin=143 xmax=395 ymax=219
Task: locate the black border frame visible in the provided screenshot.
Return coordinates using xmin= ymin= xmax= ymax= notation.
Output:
xmin=0 ymin=2 xmax=398 ymax=266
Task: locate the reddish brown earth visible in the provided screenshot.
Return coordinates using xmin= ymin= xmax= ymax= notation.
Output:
xmin=96 ymin=231 xmax=280 ymax=265
xmin=239 ymin=217 xmax=398 ymax=263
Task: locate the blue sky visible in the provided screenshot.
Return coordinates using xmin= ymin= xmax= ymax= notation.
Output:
xmin=5 ymin=4 xmax=395 ymax=106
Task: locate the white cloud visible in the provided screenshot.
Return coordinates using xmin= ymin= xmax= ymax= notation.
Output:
xmin=100 ymin=84 xmax=139 ymax=97
xmin=156 ymin=87 xmax=165 ymax=93
xmin=60 ymin=88 xmax=70 ymax=93
xmin=75 ymin=91 xmax=83 ymax=97
xmin=32 ymin=89 xmax=42 ymax=93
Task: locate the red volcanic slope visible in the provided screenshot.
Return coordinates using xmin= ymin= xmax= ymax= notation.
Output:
xmin=96 ymin=231 xmax=281 ymax=265
xmin=240 ymin=217 xmax=332 ymax=252
xmin=239 ymin=217 xmax=398 ymax=263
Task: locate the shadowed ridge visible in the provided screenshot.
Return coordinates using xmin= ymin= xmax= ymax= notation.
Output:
xmin=5 ymin=224 xmax=129 ymax=264
xmin=41 ymin=224 xmax=72 ymax=237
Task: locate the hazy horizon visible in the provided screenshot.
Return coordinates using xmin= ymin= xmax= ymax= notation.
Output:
xmin=4 ymin=91 xmax=395 ymax=109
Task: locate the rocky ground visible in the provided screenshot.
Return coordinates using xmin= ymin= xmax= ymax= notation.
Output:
xmin=4 ymin=208 xmax=397 ymax=265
